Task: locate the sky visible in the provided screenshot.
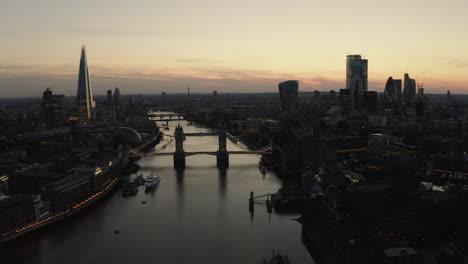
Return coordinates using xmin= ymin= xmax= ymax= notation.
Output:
xmin=1 ymin=0 xmax=468 ymax=97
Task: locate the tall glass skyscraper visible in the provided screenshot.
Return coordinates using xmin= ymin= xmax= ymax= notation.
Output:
xmin=76 ymin=45 xmax=95 ymax=122
xmin=383 ymin=76 xmax=403 ymax=114
xmin=403 ymin=73 xmax=416 ymax=103
xmin=346 ymin=55 xmax=368 ymax=111
xmin=113 ymin=88 xmax=121 ymax=105
xmin=278 ymin=80 xmax=299 ymax=112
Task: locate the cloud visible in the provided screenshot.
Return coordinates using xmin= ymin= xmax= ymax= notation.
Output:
xmin=447 ymin=59 xmax=468 ymax=68
xmin=0 ymin=27 xmax=163 ymax=36
xmin=438 ymin=57 xmax=468 ymax=68
xmin=1 ymin=62 xmax=468 ymax=97
xmin=0 ymin=64 xmax=34 ymax=70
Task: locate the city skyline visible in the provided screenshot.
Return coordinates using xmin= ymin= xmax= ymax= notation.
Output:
xmin=2 ymin=0 xmax=468 ymax=97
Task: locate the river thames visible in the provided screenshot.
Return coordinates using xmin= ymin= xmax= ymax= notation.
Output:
xmin=2 ymin=120 xmax=315 ymax=264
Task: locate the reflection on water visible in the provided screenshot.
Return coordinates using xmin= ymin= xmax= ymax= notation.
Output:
xmin=218 ymin=168 xmax=227 ymax=199
xmin=2 ymin=120 xmax=315 ymax=264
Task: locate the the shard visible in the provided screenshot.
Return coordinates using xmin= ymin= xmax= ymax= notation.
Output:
xmin=76 ymin=45 xmax=95 ymax=122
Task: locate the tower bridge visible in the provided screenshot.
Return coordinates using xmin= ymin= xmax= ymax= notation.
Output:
xmin=147 ymin=112 xmax=186 ymax=125
xmin=129 ymin=125 xmax=272 ymax=168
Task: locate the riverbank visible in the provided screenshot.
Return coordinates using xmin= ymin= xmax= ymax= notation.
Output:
xmin=0 ymin=177 xmax=120 ymax=245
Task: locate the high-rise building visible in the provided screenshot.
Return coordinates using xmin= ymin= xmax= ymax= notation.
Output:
xmin=393 ymin=79 xmax=402 ymax=104
xmin=113 ymin=88 xmax=121 ymax=105
xmin=76 ymin=45 xmax=95 ymax=122
xmin=403 ymin=73 xmax=416 ymax=103
xmin=213 ymin=90 xmax=219 ymax=104
xmin=383 ymin=77 xmax=400 ymax=113
xmin=278 ymin=80 xmax=299 ymax=112
xmin=418 ymin=87 xmax=424 ymax=98
xmin=346 ymin=55 xmax=368 ymax=111
xmin=446 ymin=90 xmax=452 ymax=105
xmin=107 ymin=90 xmax=113 ymax=105
xmin=42 ymin=88 xmax=65 ymax=127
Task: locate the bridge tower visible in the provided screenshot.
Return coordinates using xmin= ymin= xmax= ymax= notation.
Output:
xmin=217 ymin=131 xmax=229 ymax=168
xmin=174 ymin=124 xmax=186 ymax=168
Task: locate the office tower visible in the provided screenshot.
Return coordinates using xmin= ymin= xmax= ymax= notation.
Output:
xmin=418 ymin=87 xmax=424 ymax=98
xmin=76 ymin=45 xmax=95 ymax=122
xmin=383 ymin=77 xmax=400 ymax=113
xmin=393 ymin=79 xmax=402 ymax=104
xmin=364 ymin=91 xmax=377 ymax=113
xmin=403 ymin=73 xmax=416 ymax=103
xmin=213 ymin=90 xmax=219 ymax=104
xmin=113 ymin=88 xmax=120 ymax=105
xmin=278 ymin=80 xmax=299 ymax=112
xmin=107 ymin=90 xmax=113 ymax=105
xmin=446 ymin=90 xmax=452 ymax=105
xmin=346 ymin=55 xmax=368 ymax=111
xmin=42 ymin=88 xmax=65 ymax=127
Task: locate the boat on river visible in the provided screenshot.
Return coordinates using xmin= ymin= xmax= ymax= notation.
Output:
xmin=145 ymin=173 xmax=161 ymax=190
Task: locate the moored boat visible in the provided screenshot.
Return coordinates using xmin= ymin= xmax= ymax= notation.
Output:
xmin=145 ymin=173 xmax=161 ymax=190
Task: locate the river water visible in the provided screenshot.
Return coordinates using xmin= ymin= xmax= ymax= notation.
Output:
xmin=2 ymin=120 xmax=315 ymax=264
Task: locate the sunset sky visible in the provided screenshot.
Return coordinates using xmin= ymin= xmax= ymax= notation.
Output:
xmin=1 ymin=0 xmax=468 ymax=97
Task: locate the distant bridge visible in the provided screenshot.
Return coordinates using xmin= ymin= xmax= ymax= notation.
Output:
xmin=147 ymin=112 xmax=186 ymax=125
xmin=147 ymin=112 xmax=185 ymax=119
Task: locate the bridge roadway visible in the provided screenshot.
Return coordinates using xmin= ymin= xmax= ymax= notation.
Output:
xmin=147 ymin=113 xmax=184 ymax=117
xmin=130 ymin=150 xmax=271 ymax=157
xmin=184 ymin=132 xmax=220 ymax=136
xmin=150 ymin=119 xmax=186 ymax=122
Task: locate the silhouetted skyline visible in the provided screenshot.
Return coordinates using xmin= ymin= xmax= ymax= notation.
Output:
xmin=1 ymin=0 xmax=468 ymax=96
